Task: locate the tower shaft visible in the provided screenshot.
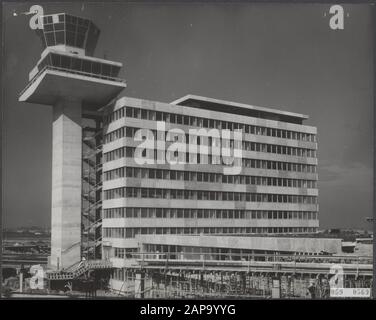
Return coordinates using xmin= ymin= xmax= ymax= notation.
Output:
xmin=51 ymin=99 xmax=82 ymax=269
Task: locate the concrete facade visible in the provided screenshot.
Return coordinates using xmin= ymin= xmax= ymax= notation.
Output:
xmin=101 ymin=95 xmax=319 ymax=265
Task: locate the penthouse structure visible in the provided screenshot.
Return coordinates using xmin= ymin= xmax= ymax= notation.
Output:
xmin=101 ymin=95 xmax=319 ymax=260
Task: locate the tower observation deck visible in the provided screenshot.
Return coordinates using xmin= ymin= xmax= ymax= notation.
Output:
xmin=19 ymin=13 xmax=126 ymax=270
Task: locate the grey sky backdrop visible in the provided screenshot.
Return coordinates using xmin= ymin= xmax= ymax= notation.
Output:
xmin=2 ymin=2 xmax=373 ymax=229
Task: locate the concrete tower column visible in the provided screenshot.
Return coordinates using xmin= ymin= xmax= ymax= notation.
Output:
xmin=50 ymin=99 xmax=82 ymax=270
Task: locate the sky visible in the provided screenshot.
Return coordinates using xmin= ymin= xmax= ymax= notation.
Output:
xmin=2 ymin=2 xmax=374 ymax=229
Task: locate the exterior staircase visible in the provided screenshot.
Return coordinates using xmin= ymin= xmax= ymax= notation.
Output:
xmin=46 ymin=259 xmax=113 ymax=280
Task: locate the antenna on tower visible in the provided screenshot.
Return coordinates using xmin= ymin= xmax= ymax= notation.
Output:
xmin=12 ymin=9 xmax=38 ymax=17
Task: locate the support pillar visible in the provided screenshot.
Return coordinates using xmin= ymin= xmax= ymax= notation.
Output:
xmin=135 ymin=271 xmax=145 ymax=298
xmin=272 ymin=277 xmax=281 ymax=299
xmin=50 ymin=99 xmax=82 ymax=270
xmin=19 ymin=271 xmax=23 ymax=293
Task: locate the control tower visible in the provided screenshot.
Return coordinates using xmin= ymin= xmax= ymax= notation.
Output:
xmin=19 ymin=13 xmax=126 ymax=270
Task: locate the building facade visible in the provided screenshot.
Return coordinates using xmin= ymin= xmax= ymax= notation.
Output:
xmin=101 ymin=94 xmax=319 ymax=261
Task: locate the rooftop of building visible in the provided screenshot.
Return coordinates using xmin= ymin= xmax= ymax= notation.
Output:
xmin=171 ymin=94 xmax=309 ymax=124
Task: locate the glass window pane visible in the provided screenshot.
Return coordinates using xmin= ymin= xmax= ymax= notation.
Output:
xmin=76 ymin=33 xmax=85 ymax=47
xmin=51 ymin=54 xmax=60 ymax=67
xmin=61 ymin=55 xmax=70 ymax=69
xmin=110 ymin=66 xmax=120 ymax=77
xmin=55 ymin=31 xmax=64 ymax=45
xmin=66 ymin=23 xmax=76 ymax=33
xmin=102 ymin=64 xmax=111 ymax=76
xmin=66 ymin=32 xmax=75 ymax=46
xmin=45 ymin=32 xmax=55 ymax=46
xmin=44 ymin=24 xmax=53 ymax=32
xmin=72 ymin=58 xmax=82 ymax=71
xmin=77 ymin=26 xmax=87 ymax=34
xmin=92 ymin=62 xmax=101 ymax=74
xmin=54 ymin=22 xmax=64 ymax=31
xmin=82 ymin=60 xmax=91 ymax=73
xmin=46 ymin=53 xmax=52 ymax=66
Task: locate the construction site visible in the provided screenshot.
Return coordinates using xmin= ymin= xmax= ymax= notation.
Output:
xmin=2 ymin=248 xmax=373 ymax=299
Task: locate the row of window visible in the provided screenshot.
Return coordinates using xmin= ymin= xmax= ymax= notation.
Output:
xmin=112 ymin=268 xmax=137 ymax=281
xmin=103 ymin=207 xmax=318 ymax=220
xmin=104 ymin=187 xmax=318 ymax=204
xmin=114 ymin=248 xmax=138 ymax=260
xmin=113 ymin=247 xmax=264 ymax=260
xmin=104 ymin=126 xmax=317 ymax=158
xmin=41 ymin=14 xmax=96 ymax=49
xmin=42 ymin=25 xmax=87 ymax=48
xmin=37 ymin=53 xmax=120 ymax=79
xmin=103 ymin=226 xmax=318 ymax=239
xmin=104 ymin=146 xmax=317 ymax=173
xmin=42 ymin=28 xmax=86 ymax=49
xmin=103 ymin=106 xmax=316 ymax=142
xmin=114 ymin=246 xmax=320 ymax=260
xmin=42 ymin=14 xmax=89 ymax=27
xmin=103 ymin=166 xmax=317 ymax=189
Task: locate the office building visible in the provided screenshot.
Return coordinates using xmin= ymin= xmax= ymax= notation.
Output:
xmin=101 ymin=95 xmax=319 ymax=261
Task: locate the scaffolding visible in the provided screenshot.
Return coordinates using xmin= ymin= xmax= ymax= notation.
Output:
xmin=112 ymin=266 xmax=373 ymax=299
xmin=110 ymin=252 xmax=373 ymax=298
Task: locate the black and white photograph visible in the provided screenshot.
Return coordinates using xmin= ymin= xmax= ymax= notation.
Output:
xmin=0 ymin=0 xmax=374 ymax=304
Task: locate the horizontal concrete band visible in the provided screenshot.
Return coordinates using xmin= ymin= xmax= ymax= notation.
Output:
xmin=102 ymin=158 xmax=318 ymax=180
xmin=135 ymin=235 xmax=341 ymax=254
xmin=104 ymin=117 xmax=317 ymax=149
xmin=102 ymin=178 xmax=318 ymax=196
xmin=109 ymin=261 xmax=133 ymax=270
xmin=104 ymin=234 xmax=340 ymax=254
xmin=103 ymin=238 xmax=138 ymax=249
xmin=107 ymin=96 xmax=317 ymax=134
xmin=19 ymin=70 xmax=126 ymax=107
xmin=103 ymin=199 xmax=318 ymax=211
xmin=102 ymin=218 xmax=319 ymax=228
xmin=172 ymin=95 xmax=308 ymax=119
